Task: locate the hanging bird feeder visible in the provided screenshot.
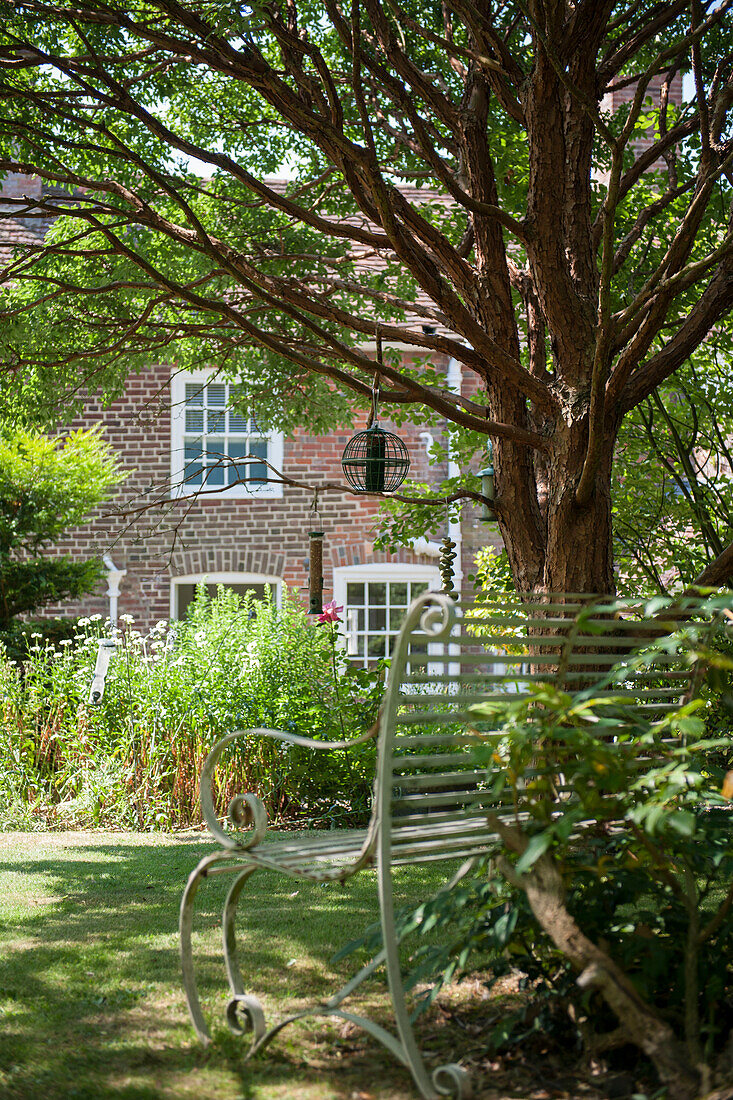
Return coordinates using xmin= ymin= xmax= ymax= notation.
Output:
xmin=341 ymin=332 xmax=410 ymax=493
xmin=477 ymin=440 xmax=496 ymax=521
xmin=342 ymin=424 xmax=410 ymax=493
xmin=308 ymin=529 xmax=324 ymax=615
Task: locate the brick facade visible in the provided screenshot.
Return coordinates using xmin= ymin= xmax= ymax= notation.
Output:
xmin=41 ymin=356 xmax=497 ymax=630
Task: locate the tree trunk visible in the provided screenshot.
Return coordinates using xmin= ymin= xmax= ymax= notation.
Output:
xmin=496 ymin=410 xmax=617 ymax=597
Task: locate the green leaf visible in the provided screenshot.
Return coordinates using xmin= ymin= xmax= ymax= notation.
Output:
xmin=667 ymin=810 xmax=696 ymax=837
xmin=515 ymin=833 xmax=552 ymax=874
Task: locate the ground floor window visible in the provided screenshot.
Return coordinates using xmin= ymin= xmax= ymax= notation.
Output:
xmin=171 ymin=573 xmax=281 ymax=620
xmin=333 ymin=565 xmax=441 ymax=667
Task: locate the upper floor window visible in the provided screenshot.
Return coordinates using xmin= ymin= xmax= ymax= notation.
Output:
xmin=170 ymin=371 xmax=284 ymax=498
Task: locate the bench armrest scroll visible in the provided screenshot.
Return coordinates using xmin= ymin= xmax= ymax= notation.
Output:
xmin=200 ymin=730 xmax=272 ymax=850
xmin=199 ymin=724 xmax=379 ymax=849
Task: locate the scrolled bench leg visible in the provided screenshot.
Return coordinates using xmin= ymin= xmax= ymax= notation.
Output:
xmin=180 ymin=852 xmax=232 ymax=1044
xmin=226 ymin=994 xmax=267 ymax=1041
xmin=221 ymin=867 xmax=268 ymax=1051
xmin=432 ymin=1063 xmax=473 ymax=1098
xmin=180 ymin=853 xmax=268 ymax=1049
xmin=378 ymin=856 xmax=473 ymax=1100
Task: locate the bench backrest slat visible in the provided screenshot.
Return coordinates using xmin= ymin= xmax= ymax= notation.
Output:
xmin=373 ymin=591 xmax=730 ymax=861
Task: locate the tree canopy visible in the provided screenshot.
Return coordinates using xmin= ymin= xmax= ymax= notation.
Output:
xmin=0 ymin=0 xmax=731 ymax=592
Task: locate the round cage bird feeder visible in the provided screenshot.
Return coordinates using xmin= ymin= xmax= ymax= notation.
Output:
xmin=342 ymin=425 xmax=410 ymax=493
xmin=341 ymin=334 xmax=410 ymax=493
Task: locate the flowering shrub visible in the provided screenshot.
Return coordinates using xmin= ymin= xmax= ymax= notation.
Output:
xmin=0 ymin=586 xmax=384 ymax=830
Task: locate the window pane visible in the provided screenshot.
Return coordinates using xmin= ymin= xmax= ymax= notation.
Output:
xmin=343 ymin=573 xmax=439 ymax=667
xmin=248 ymin=439 xmax=268 ymax=482
xmin=183 ymin=440 xmax=203 ymax=485
xmin=207 ymin=383 xmax=226 ymax=406
xmin=205 ymin=465 xmax=225 ymax=486
xmin=229 ymin=408 xmax=248 ymax=432
xmin=389 ymin=606 xmax=406 ymax=632
xmin=369 ymin=583 xmax=387 ymax=605
xmin=185 ymin=408 xmax=204 ymax=432
xmin=185 ymin=384 xmax=203 ymax=406
xmin=369 ymin=608 xmax=386 ymax=631
xmin=176 ymin=581 xmax=270 ymax=620
xmin=183 ymin=462 xmax=202 ymax=485
xmin=205 ymin=439 xmax=225 ymax=486
xmin=228 ymin=440 xmax=248 ymax=486
xmin=207 ymin=409 xmax=226 ymax=433
xmin=206 ymin=437 xmax=225 ymax=459
xmin=347 ymin=583 xmax=365 ymax=605
xmin=176 ymin=583 xmax=197 ymax=617
xmin=390 ymin=582 xmax=408 ymax=605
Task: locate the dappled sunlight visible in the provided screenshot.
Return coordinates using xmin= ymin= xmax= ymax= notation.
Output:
xmin=0 ymin=832 xmax=451 ymax=1100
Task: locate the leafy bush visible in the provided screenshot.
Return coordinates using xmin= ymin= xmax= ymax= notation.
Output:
xmin=0 ymin=426 xmax=122 ymax=627
xmin=0 ymin=585 xmax=384 ymax=831
xmin=0 ymin=616 xmax=79 ymax=663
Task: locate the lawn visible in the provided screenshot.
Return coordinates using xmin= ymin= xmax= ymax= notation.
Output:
xmin=0 ymin=831 xmax=477 ymax=1100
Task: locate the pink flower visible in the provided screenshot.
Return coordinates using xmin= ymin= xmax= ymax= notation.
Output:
xmin=317 ymin=600 xmax=343 ymax=624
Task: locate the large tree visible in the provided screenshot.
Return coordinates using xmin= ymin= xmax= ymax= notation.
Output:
xmin=0 ymin=0 xmax=732 ymax=594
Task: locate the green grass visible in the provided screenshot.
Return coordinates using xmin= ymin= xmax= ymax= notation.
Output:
xmin=0 ymin=831 xmax=464 ymax=1100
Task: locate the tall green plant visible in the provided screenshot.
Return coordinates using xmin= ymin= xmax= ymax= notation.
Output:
xmin=0 ymin=585 xmax=383 ymax=831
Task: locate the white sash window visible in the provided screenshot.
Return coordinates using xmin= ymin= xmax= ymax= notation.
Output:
xmin=171 ymin=372 xmax=284 ymax=498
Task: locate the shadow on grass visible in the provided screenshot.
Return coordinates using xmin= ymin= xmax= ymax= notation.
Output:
xmin=0 ymin=836 xmax=452 ymax=1100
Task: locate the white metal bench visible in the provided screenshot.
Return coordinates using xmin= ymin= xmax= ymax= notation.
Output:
xmin=179 ymin=590 xmax=728 ymax=1099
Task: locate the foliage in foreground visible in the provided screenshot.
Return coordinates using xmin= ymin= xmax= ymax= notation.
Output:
xmin=613 ymin=350 xmax=733 ymax=595
xmin=0 ymin=586 xmax=383 ymax=831
xmin=0 ymin=426 xmax=121 ymax=635
xmin=344 ymin=608 xmax=733 ymax=1100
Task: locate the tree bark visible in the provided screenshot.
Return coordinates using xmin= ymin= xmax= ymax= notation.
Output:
xmin=691 ymin=541 xmax=733 ymax=590
xmin=496 ymin=408 xmax=617 ymax=596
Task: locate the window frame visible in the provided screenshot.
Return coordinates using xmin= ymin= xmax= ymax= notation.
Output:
xmin=170 ymin=572 xmax=283 ymax=620
xmin=333 ymin=563 xmax=442 ymax=668
xmin=170 ymin=370 xmax=284 ymax=499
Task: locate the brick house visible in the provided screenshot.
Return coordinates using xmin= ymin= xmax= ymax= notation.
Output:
xmin=1 ymin=172 xmax=498 ymax=657
xmin=46 ymin=358 xmax=495 ymax=660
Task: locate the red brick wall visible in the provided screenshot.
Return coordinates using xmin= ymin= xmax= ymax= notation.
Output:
xmin=0 ymin=173 xmax=42 ymax=201
xmin=40 ymin=356 xmax=490 ymax=629
xmin=605 ymin=73 xmax=683 ymax=164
